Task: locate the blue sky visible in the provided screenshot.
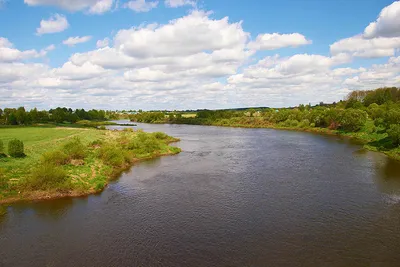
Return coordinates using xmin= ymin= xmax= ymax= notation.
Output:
xmin=0 ymin=0 xmax=399 ymax=110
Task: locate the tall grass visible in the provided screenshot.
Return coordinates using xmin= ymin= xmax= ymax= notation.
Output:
xmin=25 ymin=163 xmax=69 ymax=191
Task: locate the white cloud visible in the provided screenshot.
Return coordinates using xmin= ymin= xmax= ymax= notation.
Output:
xmin=330 ymin=2 xmax=400 ymax=59
xmin=45 ymin=44 xmax=56 ymax=51
xmin=330 ymin=35 xmax=400 ymax=58
xmin=0 ymin=37 xmax=47 ymax=62
xmin=248 ymin=33 xmax=312 ymax=51
xmin=54 ymin=61 xmax=109 ymax=80
xmin=164 ymin=0 xmax=196 ymax=8
xmin=25 ymin=0 xmax=114 ymax=14
xmin=113 ymin=11 xmax=248 ymax=58
xmin=124 ymin=0 xmax=158 ymax=13
xmin=364 ymin=1 xmax=400 ymax=38
xmin=88 ymin=0 xmax=114 ymax=14
xmin=63 ymin=36 xmax=92 ymax=47
xmin=3 ymin=8 xmax=400 ymax=110
xmin=36 ymin=14 xmax=69 ymax=35
xmin=96 ymin=38 xmax=110 ymax=48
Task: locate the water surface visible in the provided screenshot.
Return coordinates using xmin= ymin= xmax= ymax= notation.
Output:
xmin=1 ymin=122 xmax=400 ymax=266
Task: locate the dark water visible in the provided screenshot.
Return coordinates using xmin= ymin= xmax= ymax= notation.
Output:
xmin=1 ymin=122 xmax=400 ymax=267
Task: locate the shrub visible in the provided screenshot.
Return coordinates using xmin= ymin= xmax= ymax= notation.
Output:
xmin=153 ymin=132 xmax=168 ymax=140
xmin=387 ymin=124 xmax=400 ymax=146
xmin=27 ymin=163 xmax=68 ymax=190
xmin=298 ymin=119 xmax=310 ymax=128
xmin=8 ymin=139 xmax=25 ymax=158
xmin=90 ymin=139 xmax=104 ymax=147
xmin=97 ymin=145 xmax=127 ymax=167
xmin=63 ymin=137 xmax=86 ymax=160
xmin=0 ymin=168 xmax=8 ymax=189
xmin=282 ymin=119 xmax=299 ymax=127
xmin=339 ymin=109 xmax=367 ymax=132
xmin=40 ymin=150 xmax=69 ymax=165
xmin=98 ymin=126 xmax=106 ymax=130
xmin=0 ymin=140 xmax=4 ymax=154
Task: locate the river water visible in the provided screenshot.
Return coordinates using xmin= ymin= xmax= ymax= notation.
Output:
xmin=1 ymin=122 xmax=400 ymax=266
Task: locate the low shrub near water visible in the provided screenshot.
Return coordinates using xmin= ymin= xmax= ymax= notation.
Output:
xmin=40 ymin=150 xmax=69 ymax=165
xmin=8 ymin=139 xmax=25 ymax=158
xmin=388 ymin=124 xmax=400 ymax=146
xmin=153 ymin=132 xmax=168 ymax=140
xmin=27 ymin=163 xmax=69 ymax=190
xmin=63 ymin=137 xmax=86 ymax=160
xmin=97 ymin=145 xmax=127 ymax=167
xmin=0 ymin=168 xmax=8 ymax=189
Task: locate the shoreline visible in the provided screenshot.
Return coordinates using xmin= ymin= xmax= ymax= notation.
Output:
xmin=133 ymin=120 xmax=400 ymax=161
xmin=0 ymin=145 xmax=180 ymax=205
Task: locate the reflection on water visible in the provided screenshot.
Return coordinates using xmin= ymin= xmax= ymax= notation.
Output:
xmin=373 ymin=156 xmax=400 ymax=197
xmin=1 ymin=122 xmax=400 ymax=266
xmin=10 ymin=197 xmax=77 ymax=220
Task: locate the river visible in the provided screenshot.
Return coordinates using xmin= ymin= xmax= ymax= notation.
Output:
xmin=1 ymin=121 xmax=400 ymax=266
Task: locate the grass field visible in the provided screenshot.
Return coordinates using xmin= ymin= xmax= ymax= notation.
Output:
xmin=0 ymin=126 xmax=180 ymax=204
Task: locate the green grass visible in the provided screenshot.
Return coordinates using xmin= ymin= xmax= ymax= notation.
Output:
xmin=0 ymin=126 xmax=180 ymax=204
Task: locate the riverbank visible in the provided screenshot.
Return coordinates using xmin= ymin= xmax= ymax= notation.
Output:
xmin=133 ymin=117 xmax=400 ymax=161
xmin=0 ymin=126 xmax=180 ymax=204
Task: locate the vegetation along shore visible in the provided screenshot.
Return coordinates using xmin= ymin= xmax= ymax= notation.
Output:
xmin=0 ymin=126 xmax=180 ymax=204
xmin=130 ymin=87 xmax=400 ymax=161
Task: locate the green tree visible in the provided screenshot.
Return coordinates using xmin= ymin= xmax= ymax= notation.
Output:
xmin=339 ymin=109 xmax=367 ymax=132
xmin=387 ymin=124 xmax=400 ymax=146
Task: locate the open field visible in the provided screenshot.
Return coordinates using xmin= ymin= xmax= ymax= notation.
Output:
xmin=0 ymin=126 xmax=180 ymax=204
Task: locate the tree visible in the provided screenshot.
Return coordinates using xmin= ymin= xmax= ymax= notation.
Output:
xmin=339 ymin=109 xmax=367 ymax=132
xmin=15 ymin=107 xmax=27 ymax=125
xmin=388 ymin=124 xmax=400 ymax=146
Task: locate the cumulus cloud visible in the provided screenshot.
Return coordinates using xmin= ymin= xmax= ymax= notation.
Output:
xmin=248 ymin=33 xmax=312 ymax=51
xmin=96 ymin=38 xmax=110 ymax=48
xmin=0 ymin=37 xmax=47 ymax=62
xmin=124 ymin=0 xmax=158 ymax=12
xmin=364 ymin=1 xmax=400 ymax=38
xmin=164 ymin=0 xmax=196 ymax=8
xmin=331 ymin=2 xmax=400 ymax=58
xmin=3 ymin=6 xmax=400 ymax=110
xmin=331 ymin=35 xmax=400 ymax=58
xmin=63 ymin=36 xmax=92 ymax=47
xmin=25 ymin=0 xmax=114 ymax=14
xmin=36 ymin=14 xmax=69 ymax=35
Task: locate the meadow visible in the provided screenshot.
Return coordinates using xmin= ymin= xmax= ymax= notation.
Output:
xmin=0 ymin=126 xmax=180 ymax=204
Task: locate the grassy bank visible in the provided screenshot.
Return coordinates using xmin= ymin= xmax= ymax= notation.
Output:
xmin=0 ymin=126 xmax=180 ymax=204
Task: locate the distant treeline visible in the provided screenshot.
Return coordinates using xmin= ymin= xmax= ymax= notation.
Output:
xmin=0 ymin=107 xmax=120 ymax=125
xmin=130 ymin=87 xmax=400 ymax=153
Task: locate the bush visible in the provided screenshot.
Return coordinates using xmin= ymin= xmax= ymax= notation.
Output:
xmin=97 ymin=145 xmax=127 ymax=167
xmin=0 ymin=168 xmax=8 ymax=189
xmin=339 ymin=109 xmax=367 ymax=132
xmin=298 ymin=119 xmax=310 ymax=128
xmin=27 ymin=163 xmax=68 ymax=190
xmin=8 ymin=139 xmax=25 ymax=158
xmin=387 ymin=124 xmax=400 ymax=146
xmin=40 ymin=150 xmax=69 ymax=165
xmin=153 ymin=132 xmax=168 ymax=140
xmin=0 ymin=140 xmax=4 ymax=154
xmin=63 ymin=137 xmax=86 ymax=160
